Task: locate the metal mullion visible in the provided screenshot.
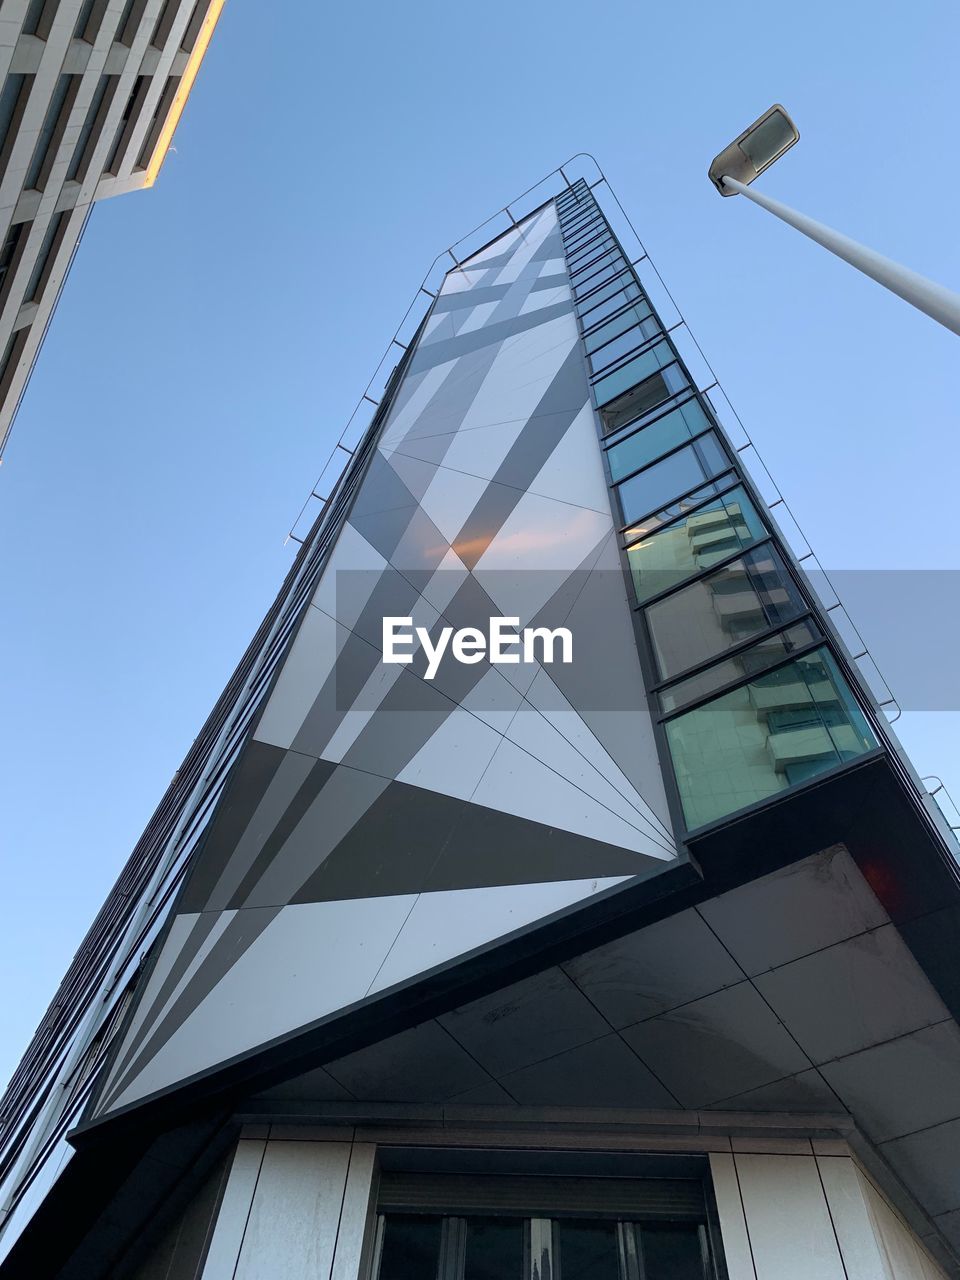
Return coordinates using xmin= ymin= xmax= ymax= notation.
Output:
xmin=582 ymin=296 xmax=652 ymax=344
xmin=601 ymin=388 xmax=703 ymax=449
xmin=634 ymin=531 xmax=777 ymax=610
xmin=559 ymin=210 xmax=600 ymax=234
xmin=575 ymin=267 xmax=637 ymax=312
xmin=563 ymin=209 xmax=604 ymax=235
xmin=568 ymin=238 xmax=616 ymax=272
xmin=611 ymin=427 xmax=731 ymax=497
xmin=599 ymin=358 xmax=689 ymax=426
xmin=653 ymin=622 xmax=823 ymax=721
xmin=619 ymin=1222 xmax=644 ymax=1280
xmin=571 ymin=255 xmax=623 ymax=292
xmin=589 ymin=330 xmax=669 ymax=383
xmin=559 ymin=201 xmax=599 ymax=223
xmin=565 ymin=221 xmax=607 ymax=252
xmin=573 ymin=263 xmax=631 ymax=303
xmin=571 ymin=249 xmax=624 ymax=286
xmin=566 ymin=228 xmax=613 ymax=263
xmin=439 ymin=1216 xmax=466 ymax=1280
xmin=621 ymin=475 xmax=752 ymax=550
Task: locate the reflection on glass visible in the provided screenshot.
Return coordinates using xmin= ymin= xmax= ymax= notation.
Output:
xmin=593 ymin=341 xmax=676 ymax=408
xmin=646 ymin=544 xmax=805 ymax=680
xmin=569 ymin=234 xmax=614 ymax=268
xmin=578 ymin=274 xmax=642 ymax=323
xmin=584 ymin=300 xmax=653 ymax=354
xmin=664 ymin=646 xmax=877 ymax=829
xmin=606 ymin=400 xmax=711 ymax=482
xmin=378 ymin=1215 xmax=442 ymax=1280
xmin=621 ymin=474 xmax=737 ymax=545
xmin=658 ymin=621 xmax=821 ymax=713
xmin=588 ymin=320 xmax=662 ymax=375
xmin=464 ymin=1217 xmax=524 ymax=1280
xmin=573 ymin=258 xmax=626 ymax=298
xmin=617 ymin=432 xmax=729 ymax=526
xmin=639 ymin=1225 xmax=707 ymax=1280
xmin=600 ymin=365 xmax=688 ymax=434
xmin=627 ymin=485 xmax=767 ymax=603
xmin=557 ymin=1220 xmax=620 ymax=1280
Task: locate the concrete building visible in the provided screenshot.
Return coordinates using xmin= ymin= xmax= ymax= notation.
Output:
xmin=1 ymin=167 xmax=960 ymax=1280
xmin=0 ymin=0 xmax=224 ymax=458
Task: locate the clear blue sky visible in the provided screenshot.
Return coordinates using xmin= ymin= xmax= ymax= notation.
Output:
xmin=1 ymin=0 xmax=958 ymax=1087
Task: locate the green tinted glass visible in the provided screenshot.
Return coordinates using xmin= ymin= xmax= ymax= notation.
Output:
xmin=627 ymin=485 xmax=767 ymax=602
xmin=665 ymin=647 xmax=876 ymax=829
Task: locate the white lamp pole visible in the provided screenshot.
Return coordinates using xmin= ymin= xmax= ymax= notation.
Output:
xmin=710 ymin=105 xmax=960 ymax=339
xmin=721 ymin=174 xmax=960 ymax=338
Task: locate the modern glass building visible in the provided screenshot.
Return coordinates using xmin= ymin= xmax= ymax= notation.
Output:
xmin=1 ymin=164 xmax=960 ymax=1280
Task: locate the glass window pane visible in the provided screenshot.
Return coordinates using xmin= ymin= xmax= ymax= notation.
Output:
xmin=600 ymin=366 xmax=688 ymax=435
xmin=464 ymin=1217 xmax=524 ymax=1280
xmin=584 ymin=300 xmax=652 ymax=354
xmin=606 ymin=400 xmax=711 ymax=481
xmin=646 ymin=545 xmax=805 ymax=680
xmin=568 ymin=232 xmax=613 ymax=264
xmin=573 ymin=258 xmax=625 ymax=298
xmin=567 ymin=229 xmax=607 ymax=257
xmin=639 ymin=1225 xmax=707 ymax=1279
xmin=594 ymin=342 xmax=675 ymax=408
xmin=616 ymin=432 xmax=729 ymax=525
xmin=627 ymin=485 xmax=767 ymax=602
xmin=557 ymin=1220 xmax=620 ymax=1280
xmin=622 ymin=474 xmax=736 ymax=545
xmin=577 ymin=272 xmax=640 ymax=318
xmin=378 ymin=1215 xmax=442 ymax=1280
xmin=580 ymin=285 xmax=643 ymax=329
xmin=589 ymin=326 xmax=658 ymax=375
xmin=659 ymin=621 xmax=821 ymax=713
xmin=571 ymin=245 xmax=619 ymax=278
xmin=665 ymin=646 xmax=877 ymax=829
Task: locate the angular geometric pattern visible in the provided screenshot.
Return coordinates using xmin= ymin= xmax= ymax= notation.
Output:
xmin=93 ymin=202 xmax=678 ymax=1118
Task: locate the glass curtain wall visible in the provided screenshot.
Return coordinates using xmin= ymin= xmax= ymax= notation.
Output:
xmin=555 ymin=182 xmax=877 ymax=832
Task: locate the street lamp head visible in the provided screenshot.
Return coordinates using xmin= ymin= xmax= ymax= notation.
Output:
xmin=708 ymin=105 xmax=799 ymax=195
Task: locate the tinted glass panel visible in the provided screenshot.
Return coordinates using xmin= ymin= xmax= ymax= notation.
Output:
xmin=557 ymin=1220 xmax=619 ymax=1280
xmin=571 ymin=245 xmax=619 ymax=279
xmin=577 ymin=274 xmax=641 ymax=321
xmin=622 ymin=474 xmax=736 ymax=545
xmin=646 ymin=545 xmax=806 ymax=680
xmin=617 ymin=432 xmax=729 ymax=525
xmin=659 ymin=621 xmax=821 ymax=713
xmin=627 ymin=485 xmax=767 ymax=603
xmin=639 ymin=1225 xmax=707 ymax=1279
xmin=594 ymin=342 xmax=677 ymax=408
xmin=464 ymin=1218 xmax=524 ymax=1280
xmin=573 ymin=259 xmax=626 ymax=298
xmin=584 ymin=300 xmax=652 ymax=353
xmin=665 ymin=646 xmax=877 ymax=829
xmin=567 ymin=227 xmax=607 ymax=255
xmin=600 ymin=365 xmax=688 ymax=434
xmin=379 ymin=1214 xmax=442 ymax=1280
xmin=589 ymin=323 xmax=665 ymax=375
xmin=606 ymin=400 xmax=711 ymax=481
xmin=568 ymin=233 xmax=613 ymax=265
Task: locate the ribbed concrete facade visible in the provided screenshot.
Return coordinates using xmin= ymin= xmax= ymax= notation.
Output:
xmin=0 ymin=0 xmax=223 ymax=457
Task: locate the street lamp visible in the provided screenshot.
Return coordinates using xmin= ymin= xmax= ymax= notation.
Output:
xmin=709 ymin=105 xmax=960 ymax=337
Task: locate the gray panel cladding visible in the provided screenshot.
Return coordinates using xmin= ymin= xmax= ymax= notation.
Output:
xmin=92 ymin=198 xmax=679 ymax=1120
